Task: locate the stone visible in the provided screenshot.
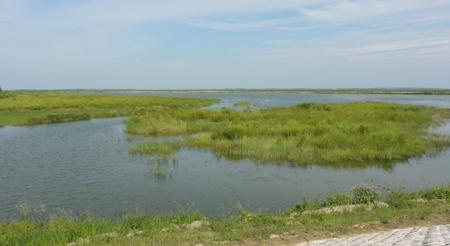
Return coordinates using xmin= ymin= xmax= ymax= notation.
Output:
xmin=270 ymin=234 xmax=281 ymax=239
xmin=126 ymin=230 xmax=144 ymax=237
xmin=96 ymin=232 xmax=119 ymax=239
xmin=187 ymin=220 xmax=204 ymax=230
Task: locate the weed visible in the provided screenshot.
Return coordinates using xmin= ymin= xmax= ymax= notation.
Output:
xmin=352 ymin=185 xmax=380 ymax=204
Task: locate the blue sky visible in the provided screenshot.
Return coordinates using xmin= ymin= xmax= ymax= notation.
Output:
xmin=1 ymin=0 xmax=450 ymax=90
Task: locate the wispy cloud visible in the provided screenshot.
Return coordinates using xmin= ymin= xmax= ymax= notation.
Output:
xmin=300 ymin=0 xmax=450 ymax=22
xmin=1 ymin=0 xmax=450 ymax=89
xmin=339 ymin=36 xmax=450 ymax=59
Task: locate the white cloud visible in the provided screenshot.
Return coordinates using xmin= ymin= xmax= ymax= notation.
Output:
xmin=301 ymin=0 xmax=450 ymax=22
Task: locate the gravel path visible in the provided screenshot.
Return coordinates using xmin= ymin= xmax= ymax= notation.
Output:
xmin=296 ymin=224 xmax=450 ymax=246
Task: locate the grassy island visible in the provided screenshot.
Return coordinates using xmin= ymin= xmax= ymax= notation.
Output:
xmin=0 ymin=92 xmax=217 ymax=127
xmin=2 ymin=92 xmax=449 ymax=165
xmin=127 ymin=102 xmax=450 ymax=165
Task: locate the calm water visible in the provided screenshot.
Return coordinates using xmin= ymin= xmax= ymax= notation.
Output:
xmin=107 ymin=91 xmax=450 ymax=109
xmin=1 ymin=93 xmax=450 ymax=220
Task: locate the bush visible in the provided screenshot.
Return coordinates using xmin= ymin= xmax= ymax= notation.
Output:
xmin=387 ymin=191 xmax=410 ymax=208
xmin=352 ymin=185 xmax=380 ymax=204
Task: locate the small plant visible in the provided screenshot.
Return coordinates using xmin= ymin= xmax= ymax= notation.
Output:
xmin=294 ymin=198 xmax=320 ymax=212
xmin=387 ymin=191 xmax=410 ymax=208
xmin=322 ymin=193 xmax=352 ymax=207
xmin=352 ymin=185 xmax=380 ymax=204
xmin=129 ymin=141 xmax=183 ymax=157
xmin=422 ymin=186 xmax=450 ymax=200
xmin=154 ymin=164 xmax=167 ymax=178
xmin=15 ymin=202 xmax=30 ymax=220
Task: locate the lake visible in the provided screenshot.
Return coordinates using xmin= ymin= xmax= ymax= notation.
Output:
xmin=1 ymin=92 xmax=450 ymax=220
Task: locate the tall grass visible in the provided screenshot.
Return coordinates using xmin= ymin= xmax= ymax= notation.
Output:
xmin=129 ymin=141 xmax=183 ymax=157
xmin=127 ymin=102 xmax=450 ymax=165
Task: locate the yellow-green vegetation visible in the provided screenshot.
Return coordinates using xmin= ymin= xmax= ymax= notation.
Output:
xmin=1 ymin=185 xmax=449 ymax=246
xmin=129 ymin=141 xmax=183 ymax=156
xmin=127 ymin=102 xmax=450 ymax=165
xmin=0 ymin=92 xmax=218 ymax=126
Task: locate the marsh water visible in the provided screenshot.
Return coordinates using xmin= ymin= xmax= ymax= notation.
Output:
xmin=1 ymin=92 xmax=450 ymax=220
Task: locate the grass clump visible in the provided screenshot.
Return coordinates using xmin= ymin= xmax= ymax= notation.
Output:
xmin=322 ymin=193 xmax=353 ymax=207
xmin=129 ymin=141 xmax=183 ymax=157
xmin=351 ymin=185 xmax=380 ymax=204
xmin=127 ymin=102 xmax=450 ymax=165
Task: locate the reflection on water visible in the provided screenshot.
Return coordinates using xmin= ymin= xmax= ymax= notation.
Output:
xmin=1 ymin=117 xmax=449 ymax=220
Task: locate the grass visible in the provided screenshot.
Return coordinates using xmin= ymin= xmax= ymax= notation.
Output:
xmin=129 ymin=141 xmax=183 ymax=157
xmin=3 ymin=92 xmax=449 ymax=166
xmin=127 ymin=102 xmax=450 ymax=165
xmin=1 ymin=185 xmax=449 ymax=246
xmin=0 ymin=92 xmax=218 ymax=126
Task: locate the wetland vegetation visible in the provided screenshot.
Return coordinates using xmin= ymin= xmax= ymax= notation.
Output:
xmin=1 ymin=185 xmax=449 ymax=246
xmin=0 ymin=92 xmax=217 ymax=126
xmin=3 ymin=92 xmax=449 ymax=166
xmin=2 ymin=91 xmax=450 ymax=245
xmin=127 ymin=102 xmax=450 ymax=165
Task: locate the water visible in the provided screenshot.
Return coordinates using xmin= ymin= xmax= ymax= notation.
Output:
xmin=107 ymin=91 xmax=450 ymax=108
xmin=1 ymin=93 xmax=450 ymax=220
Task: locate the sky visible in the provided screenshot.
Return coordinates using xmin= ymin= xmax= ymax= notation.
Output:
xmin=1 ymin=0 xmax=450 ymax=90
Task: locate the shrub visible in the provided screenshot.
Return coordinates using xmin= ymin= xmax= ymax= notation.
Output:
xmin=352 ymin=185 xmax=380 ymax=204
xmin=387 ymin=191 xmax=410 ymax=208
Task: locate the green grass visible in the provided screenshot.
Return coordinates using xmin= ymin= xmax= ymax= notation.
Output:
xmin=129 ymin=141 xmax=183 ymax=157
xmin=2 ymin=186 xmax=449 ymax=246
xmin=127 ymin=102 xmax=450 ymax=165
xmin=3 ymin=93 xmax=449 ymax=166
xmin=0 ymin=92 xmax=218 ymax=126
